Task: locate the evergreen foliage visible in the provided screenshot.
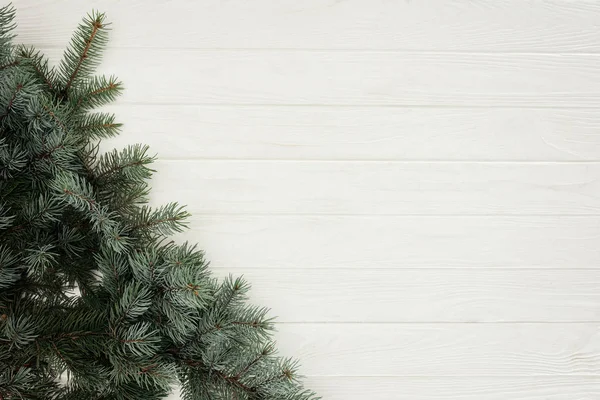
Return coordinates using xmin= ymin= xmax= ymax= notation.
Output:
xmin=0 ymin=7 xmax=317 ymax=399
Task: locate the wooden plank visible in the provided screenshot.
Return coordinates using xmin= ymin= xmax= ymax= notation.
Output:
xmin=149 ymin=161 xmax=600 ymax=215
xmin=12 ymin=0 xmax=600 ymax=52
xmin=101 ymin=105 xmax=600 ymax=161
xmin=167 ymin=376 xmax=600 ymax=400
xmin=176 ymin=215 xmax=600 ymax=269
xmin=31 ymin=48 xmax=600 ymax=107
xmin=212 ymin=268 xmax=600 ymax=323
xmin=86 ymin=50 xmax=600 ymax=107
xmin=273 ymin=323 xmax=600 ymax=376
xmin=304 ymin=377 xmax=600 ymax=400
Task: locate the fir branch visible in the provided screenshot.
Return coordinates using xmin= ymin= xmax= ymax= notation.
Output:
xmin=0 ymin=5 xmax=16 ymax=65
xmin=0 ymin=9 xmax=317 ymax=400
xmin=16 ymin=46 xmax=55 ymax=90
xmin=110 ymin=282 xmax=152 ymax=325
xmin=60 ymin=12 xmax=108 ymax=92
xmin=93 ymin=144 xmax=155 ymax=183
xmin=233 ymin=344 xmax=274 ymax=380
xmin=71 ymin=75 xmax=122 ymax=111
xmin=41 ymin=103 xmax=67 ymax=132
xmin=128 ymin=203 xmax=190 ymax=238
xmin=213 ymin=369 xmax=253 ymax=393
xmin=76 ymin=112 xmax=121 ymax=140
xmin=0 ymin=203 xmax=15 ymax=230
xmin=0 ymin=244 xmax=19 ymax=289
xmin=62 ymin=187 xmax=96 ymax=211
xmin=0 ymin=59 xmax=19 ymax=70
xmin=0 ymin=82 xmax=22 ymax=123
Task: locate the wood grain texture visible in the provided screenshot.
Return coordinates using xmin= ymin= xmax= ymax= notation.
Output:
xmin=178 ymin=216 xmax=600 ymax=269
xmin=272 ymin=323 xmax=600 ymax=376
xmin=167 ymin=376 xmax=600 ymax=400
xmin=303 ymin=376 xmax=600 ymax=400
xmin=101 ymin=106 xmax=600 ymax=161
xmin=212 ymin=268 xmax=600 ymax=322
xmin=150 ymin=160 xmax=600 ymax=215
xmin=54 ymin=49 xmax=600 ymax=107
xmin=11 ymin=0 xmax=600 ymax=52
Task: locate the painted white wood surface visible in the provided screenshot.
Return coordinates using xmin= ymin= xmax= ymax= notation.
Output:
xmin=182 ymin=216 xmax=600 ymax=269
xmin=45 ymin=48 xmax=600 ymax=107
xmin=150 ymin=160 xmax=600 ymax=215
xmin=304 ymin=377 xmax=600 ymax=400
xmin=11 ymin=1 xmax=600 ymax=398
xmin=102 ymin=106 xmax=600 ymax=161
xmin=216 ymin=268 xmax=600 ymax=322
xmin=171 ymin=376 xmax=600 ymax=400
xmin=12 ymin=0 xmax=600 ymax=52
xmin=272 ymin=323 xmax=600 ymax=376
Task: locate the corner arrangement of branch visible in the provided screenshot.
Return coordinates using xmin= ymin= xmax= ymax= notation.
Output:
xmin=0 ymin=7 xmax=317 ymax=400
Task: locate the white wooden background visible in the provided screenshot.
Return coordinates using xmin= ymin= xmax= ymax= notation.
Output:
xmin=12 ymin=1 xmax=600 ymax=398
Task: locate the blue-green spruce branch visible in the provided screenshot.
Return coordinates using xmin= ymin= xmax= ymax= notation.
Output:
xmin=0 ymin=6 xmax=317 ymax=399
